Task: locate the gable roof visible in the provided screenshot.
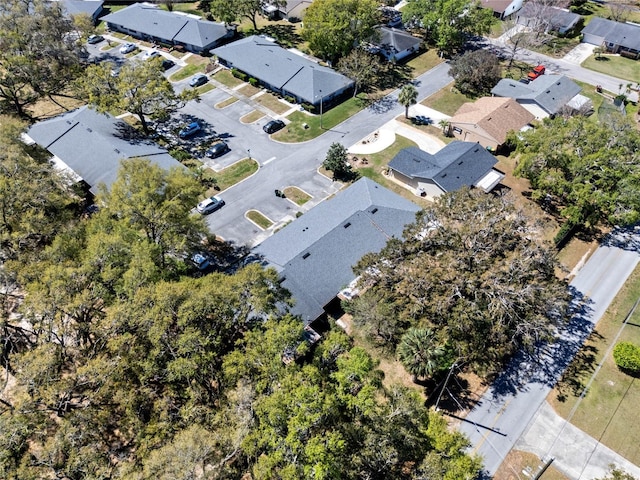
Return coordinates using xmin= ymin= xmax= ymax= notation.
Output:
xmin=450 ymin=97 xmax=534 ymax=144
xmin=58 ymin=0 xmax=104 ymax=18
xmin=374 ymin=26 xmax=422 ymax=54
xmin=254 ymin=178 xmax=420 ymax=323
xmin=481 ymin=0 xmax=515 ymax=14
xmin=26 ymin=106 xmax=183 ymax=194
xmin=388 ymin=142 xmax=498 ymax=192
xmin=101 ymin=3 xmax=231 ymax=50
xmin=518 ymin=4 xmax=580 ymax=31
xmin=490 ymin=74 xmax=581 ymax=115
xmin=211 ymin=35 xmax=354 ymax=105
xmin=581 ymin=17 xmax=640 ymax=51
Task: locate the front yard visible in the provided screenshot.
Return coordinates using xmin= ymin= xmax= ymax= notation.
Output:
xmin=581 ymin=54 xmax=640 ymax=85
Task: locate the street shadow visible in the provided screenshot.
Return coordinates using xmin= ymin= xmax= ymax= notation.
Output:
xmin=489 ymin=286 xmax=596 ymax=400
xmin=367 ymin=96 xmax=396 ymax=114
xmin=600 ymin=225 xmax=640 ymax=253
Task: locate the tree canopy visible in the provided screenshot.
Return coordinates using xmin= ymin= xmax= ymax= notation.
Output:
xmin=210 ymin=0 xmax=286 ymax=29
xmin=513 ymin=115 xmax=640 ymax=228
xmin=351 ymin=188 xmax=569 ymax=375
xmin=402 ymin=0 xmax=494 ymax=56
xmin=76 ymin=59 xmax=196 ymax=134
xmin=302 ymin=0 xmax=381 ymax=63
xmin=0 ymin=0 xmax=84 ymax=117
xmin=449 ymin=50 xmax=502 ymax=96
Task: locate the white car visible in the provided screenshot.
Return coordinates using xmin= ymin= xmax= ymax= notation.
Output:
xmin=142 ymin=50 xmax=161 ymax=61
xmin=119 ymin=43 xmax=136 ymax=54
xmin=196 ymin=196 xmax=225 ymax=215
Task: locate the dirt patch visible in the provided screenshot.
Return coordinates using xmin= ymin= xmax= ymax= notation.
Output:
xmin=494 ymin=450 xmax=569 ymax=480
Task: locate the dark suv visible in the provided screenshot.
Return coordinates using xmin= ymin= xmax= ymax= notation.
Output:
xmin=263 ymin=119 xmax=285 ymax=134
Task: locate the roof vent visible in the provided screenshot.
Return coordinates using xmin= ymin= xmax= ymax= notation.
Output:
xmin=371 ymin=208 xmax=378 ymax=214
xmin=86 ymin=128 xmax=92 ymax=132
xmin=302 ymin=252 xmax=311 ymax=259
xmin=458 ymin=161 xmax=463 ymax=165
xmin=344 ymin=222 xmax=351 ymax=228
xmin=114 ymin=148 xmax=120 ymax=154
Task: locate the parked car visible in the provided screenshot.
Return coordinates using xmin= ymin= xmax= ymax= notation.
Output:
xmin=161 ymin=58 xmax=175 ymax=71
xmin=87 ymin=34 xmax=104 ymax=44
xmin=143 ymin=50 xmax=161 ymax=61
xmin=205 ymin=141 xmax=230 ymax=158
xmin=527 ymin=65 xmax=545 ymax=81
xmin=196 ymin=196 xmax=225 ymax=214
xmin=412 ymin=115 xmax=431 ymax=125
xmin=263 ymin=119 xmax=285 ymax=134
xmin=189 ymin=74 xmax=208 ymax=88
xmin=119 ymin=43 xmax=136 ymax=54
xmin=190 ymin=252 xmax=211 ymax=271
xmin=179 ymin=121 xmax=202 ymax=139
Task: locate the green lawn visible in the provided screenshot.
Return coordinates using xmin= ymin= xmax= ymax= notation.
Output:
xmin=283 ymin=186 xmax=312 ymax=206
xmin=215 ymin=96 xmax=238 ymax=109
xmin=203 ymin=158 xmax=258 ymax=194
xmin=581 ymin=54 xmax=640 ymax=85
xmin=421 ymin=83 xmax=471 ymax=116
xmin=240 ymin=110 xmax=266 ymax=124
xmin=274 ymin=95 xmax=367 ymax=143
xmin=170 ymin=64 xmax=206 ymax=82
xmin=549 ymin=265 xmax=640 ymax=466
xmin=254 ymin=93 xmax=291 ymax=114
xmin=213 ymin=70 xmax=244 ymax=88
xmin=405 ymin=49 xmax=444 ymax=77
xmin=246 ymin=210 xmax=273 ymax=229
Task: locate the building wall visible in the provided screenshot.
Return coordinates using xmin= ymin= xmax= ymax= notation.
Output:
xmin=389 ymin=169 xmax=444 ymax=200
xmin=450 ymin=124 xmax=498 ymax=150
xmin=582 ymin=33 xmax=605 ymax=46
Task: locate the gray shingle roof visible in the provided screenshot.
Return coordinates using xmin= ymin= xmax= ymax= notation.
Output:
xmin=375 ymin=26 xmax=422 ymax=54
xmin=211 ymin=36 xmax=354 ymax=105
xmin=491 ymin=74 xmax=581 ymax=115
xmin=26 ymin=106 xmax=183 ymax=194
xmin=59 ymin=0 xmax=104 ymax=18
xmin=101 ymin=3 xmax=230 ymax=51
xmin=518 ymin=4 xmax=580 ymax=31
xmin=254 ymin=178 xmax=420 ymax=323
xmin=388 ymin=142 xmax=498 ymax=193
xmin=582 ymin=17 xmax=640 ymax=51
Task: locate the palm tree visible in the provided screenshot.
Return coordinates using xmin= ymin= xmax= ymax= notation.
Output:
xmin=396 ymin=327 xmax=445 ymax=381
xmin=398 ymin=84 xmax=418 ymax=119
xmin=439 ymin=119 xmax=450 ymax=136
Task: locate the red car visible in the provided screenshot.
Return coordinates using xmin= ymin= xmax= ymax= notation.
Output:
xmin=527 ymin=65 xmax=546 ymax=81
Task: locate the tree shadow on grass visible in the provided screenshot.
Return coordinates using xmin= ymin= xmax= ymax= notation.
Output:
xmin=553 ymin=332 xmax=602 ymax=402
xmin=255 ymin=24 xmax=302 ymax=48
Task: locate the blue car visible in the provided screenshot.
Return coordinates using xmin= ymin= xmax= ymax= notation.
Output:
xmin=179 ymin=122 xmax=201 ymax=139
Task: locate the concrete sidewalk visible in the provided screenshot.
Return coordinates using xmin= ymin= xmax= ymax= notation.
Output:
xmin=516 ymin=401 xmax=640 ymax=479
xmin=347 ymin=117 xmax=446 ymax=155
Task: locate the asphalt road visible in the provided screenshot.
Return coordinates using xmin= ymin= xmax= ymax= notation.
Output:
xmin=200 ymin=62 xmax=453 ymax=247
xmin=460 ymin=230 xmax=640 ymax=476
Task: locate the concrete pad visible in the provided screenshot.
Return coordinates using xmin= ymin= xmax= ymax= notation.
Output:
xmin=347 ymin=117 xmax=446 ymax=155
xmin=563 ymin=43 xmax=596 ymax=65
xmin=516 ymin=401 xmax=640 ymax=479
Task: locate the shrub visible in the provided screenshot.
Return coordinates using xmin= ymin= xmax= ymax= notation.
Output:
xmin=231 ymin=68 xmax=246 ymax=81
xmin=554 ymin=221 xmax=577 ymax=247
xmin=284 ymin=95 xmax=296 ymax=104
xmin=249 ymin=77 xmax=258 ymax=87
xmin=301 ymin=103 xmax=314 ymax=112
xmin=613 ymin=342 xmax=640 ymax=374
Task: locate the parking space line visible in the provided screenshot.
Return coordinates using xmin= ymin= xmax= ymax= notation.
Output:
xmin=262 ymin=157 xmax=276 ymax=166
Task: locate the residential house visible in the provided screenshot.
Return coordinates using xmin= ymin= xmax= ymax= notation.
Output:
xmin=581 ymin=17 xmax=640 ymax=59
xmin=491 ymin=74 xmax=590 ymax=119
xmin=367 ymin=27 xmax=422 ymax=63
xmin=264 ymin=0 xmax=312 ymax=21
xmin=387 ymin=142 xmax=505 ymax=200
xmin=448 ymin=97 xmax=534 ymax=151
xmin=516 ymin=4 xmax=581 ymax=34
xmin=254 ymin=178 xmax=420 ymax=325
xmin=101 ymin=3 xmax=235 ymax=54
xmin=59 ymin=0 xmax=104 ymax=23
xmin=212 ymin=35 xmax=355 ymax=109
xmin=481 ymin=0 xmax=524 ymax=19
xmin=24 ymin=106 xmax=184 ymax=194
